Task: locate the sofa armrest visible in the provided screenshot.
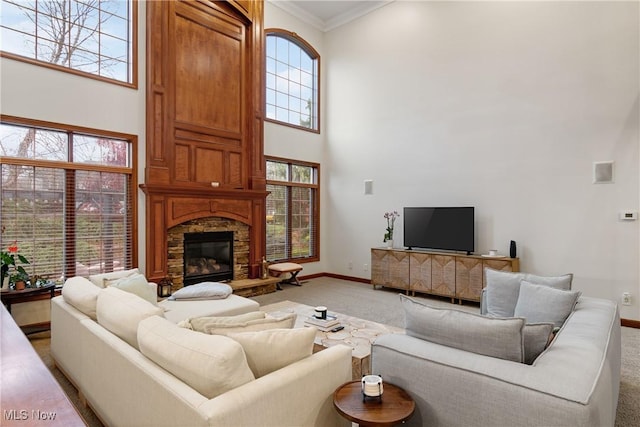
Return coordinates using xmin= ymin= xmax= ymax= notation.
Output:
xmin=199 ymin=344 xmax=353 ymax=427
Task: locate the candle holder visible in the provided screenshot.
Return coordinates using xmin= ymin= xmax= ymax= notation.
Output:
xmin=157 ymin=277 xmax=173 ymax=298
xmin=361 ymin=374 xmax=383 ymax=402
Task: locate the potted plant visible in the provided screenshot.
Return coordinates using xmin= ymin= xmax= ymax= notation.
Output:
xmin=9 ymin=270 xmax=29 ymax=291
xmin=1 ymin=240 xmax=31 ymax=291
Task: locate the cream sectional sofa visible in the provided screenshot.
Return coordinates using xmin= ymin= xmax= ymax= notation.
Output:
xmin=51 ymin=275 xmax=352 ymax=427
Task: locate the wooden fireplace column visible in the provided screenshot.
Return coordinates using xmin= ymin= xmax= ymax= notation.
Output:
xmin=143 ymin=0 xmax=266 ymax=282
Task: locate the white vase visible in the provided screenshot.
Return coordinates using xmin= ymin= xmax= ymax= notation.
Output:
xmin=386 ymin=239 xmax=393 ymax=249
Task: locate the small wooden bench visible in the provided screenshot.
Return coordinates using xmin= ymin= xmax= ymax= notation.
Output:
xmin=268 ymin=263 xmax=303 ymax=290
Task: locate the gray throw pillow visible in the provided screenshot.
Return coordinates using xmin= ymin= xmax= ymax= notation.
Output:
xmin=484 ymin=269 xmax=573 ymax=318
xmin=168 ymin=282 xmax=232 ymax=300
xmin=400 ymin=295 xmax=525 ymax=363
xmin=513 ymin=280 xmax=581 ymax=328
xmin=523 ymin=322 xmax=555 ymax=365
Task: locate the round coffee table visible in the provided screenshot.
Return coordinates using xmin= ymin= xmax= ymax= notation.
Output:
xmin=333 ymin=380 xmax=415 ymax=427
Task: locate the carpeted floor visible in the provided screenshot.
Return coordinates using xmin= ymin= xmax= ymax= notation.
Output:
xmin=29 ymin=277 xmax=640 ymax=426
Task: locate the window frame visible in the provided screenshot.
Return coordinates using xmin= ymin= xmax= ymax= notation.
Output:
xmin=265 ymin=156 xmax=320 ymax=264
xmin=0 ymin=0 xmax=138 ymax=89
xmin=265 ymin=28 xmax=320 ymax=133
xmin=0 ymin=114 xmax=138 ymax=281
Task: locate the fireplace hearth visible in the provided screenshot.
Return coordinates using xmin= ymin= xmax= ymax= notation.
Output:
xmin=183 ymin=231 xmax=234 ymax=285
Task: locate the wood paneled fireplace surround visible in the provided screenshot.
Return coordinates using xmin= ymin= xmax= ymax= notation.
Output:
xmin=141 ymin=1 xmax=267 ymax=287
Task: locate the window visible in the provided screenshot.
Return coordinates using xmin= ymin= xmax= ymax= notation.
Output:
xmin=266 ymin=158 xmax=319 ymax=262
xmin=0 ymin=0 xmax=137 ymax=86
xmin=266 ymin=29 xmax=319 ymax=132
xmin=0 ymin=117 xmax=136 ymax=283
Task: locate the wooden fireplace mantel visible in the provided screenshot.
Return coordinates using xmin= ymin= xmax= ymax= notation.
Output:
xmin=140 ymin=184 xmax=268 ymax=283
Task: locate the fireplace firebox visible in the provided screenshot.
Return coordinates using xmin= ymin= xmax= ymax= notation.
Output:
xmin=183 ymin=231 xmax=234 ymax=285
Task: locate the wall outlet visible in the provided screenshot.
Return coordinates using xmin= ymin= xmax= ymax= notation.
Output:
xmin=363 ymin=263 xmax=369 ymax=272
xmin=622 ymin=292 xmax=632 ymax=306
xmin=348 ymin=261 xmax=353 ymax=270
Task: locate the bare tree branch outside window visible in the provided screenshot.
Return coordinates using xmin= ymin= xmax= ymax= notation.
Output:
xmin=0 ymin=0 xmax=132 ymax=83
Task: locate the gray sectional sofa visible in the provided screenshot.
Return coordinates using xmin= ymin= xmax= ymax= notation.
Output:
xmin=371 ymin=295 xmax=621 ymax=426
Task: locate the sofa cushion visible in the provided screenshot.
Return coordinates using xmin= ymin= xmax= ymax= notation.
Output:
xmin=138 ymin=315 xmax=255 ymax=399
xmin=178 ymin=311 xmax=266 ymax=329
xmin=108 ymin=273 xmax=157 ymax=305
xmin=485 ymin=269 xmax=573 ymax=318
xmin=514 ymin=280 xmax=581 ymax=328
xmin=168 ymin=282 xmax=232 ymax=301
xmin=227 ymin=327 xmax=317 ymax=378
xmin=400 ymin=294 xmax=525 ymax=362
xmin=97 ymin=286 xmax=164 ymax=349
xmin=89 ymin=268 xmax=139 ymax=288
xmin=61 ymin=276 xmax=101 ymax=320
xmin=182 ymin=312 xmax=296 ymax=336
xmin=523 ymin=322 xmax=555 ymax=364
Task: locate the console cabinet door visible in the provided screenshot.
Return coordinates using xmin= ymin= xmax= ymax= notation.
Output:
xmin=371 ymin=249 xmax=389 ymax=287
xmin=409 ymin=252 xmax=432 ymax=294
xmin=455 ymin=257 xmax=483 ymax=301
xmin=388 ymin=251 xmax=410 ymax=291
xmin=431 ymin=255 xmax=456 ymax=297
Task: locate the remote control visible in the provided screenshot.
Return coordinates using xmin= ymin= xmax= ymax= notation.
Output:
xmin=330 ymin=326 xmax=344 ymax=332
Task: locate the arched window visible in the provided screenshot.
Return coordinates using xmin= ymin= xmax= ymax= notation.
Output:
xmin=265 ymin=29 xmax=320 ymax=132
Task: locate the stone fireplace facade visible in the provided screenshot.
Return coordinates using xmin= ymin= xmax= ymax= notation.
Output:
xmin=167 ymin=217 xmax=250 ymax=290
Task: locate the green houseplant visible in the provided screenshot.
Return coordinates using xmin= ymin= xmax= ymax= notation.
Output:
xmin=1 ymin=240 xmax=30 ymax=290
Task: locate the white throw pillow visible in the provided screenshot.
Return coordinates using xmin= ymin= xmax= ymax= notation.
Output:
xmin=401 ymin=294 xmax=525 ymax=363
xmin=484 ymin=269 xmax=573 ymax=318
xmin=227 ymin=327 xmax=316 ymax=378
xmin=61 ymin=276 xmax=101 ymax=320
xmin=185 ymin=313 xmax=296 ymax=336
xmin=108 ymin=273 xmax=157 ymax=305
xmin=138 ymin=315 xmax=255 ymax=398
xmin=168 ymin=282 xmax=233 ymax=300
xmin=96 ymin=286 xmax=164 ymax=349
xmin=514 ymin=280 xmax=581 ymax=328
xmin=178 ymin=311 xmax=266 ymax=330
xmin=88 ymin=268 xmax=139 ymax=288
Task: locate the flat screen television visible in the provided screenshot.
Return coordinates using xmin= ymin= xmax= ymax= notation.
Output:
xmin=403 ymin=207 xmax=474 ymax=254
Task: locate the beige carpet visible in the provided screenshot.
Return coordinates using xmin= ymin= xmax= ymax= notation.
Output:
xmin=29 ymin=277 xmax=639 ymax=426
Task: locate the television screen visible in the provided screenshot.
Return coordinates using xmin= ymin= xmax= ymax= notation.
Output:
xmin=403 ymin=207 xmax=474 ymax=253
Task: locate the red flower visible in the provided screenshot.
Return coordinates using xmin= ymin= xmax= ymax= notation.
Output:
xmin=8 ymin=242 xmax=18 ymax=253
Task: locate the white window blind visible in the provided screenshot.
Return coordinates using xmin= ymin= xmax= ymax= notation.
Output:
xmin=0 ymin=120 xmax=134 ymax=282
xmin=265 ymin=158 xmax=318 ymax=263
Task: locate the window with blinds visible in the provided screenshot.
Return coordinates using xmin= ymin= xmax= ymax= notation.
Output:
xmin=265 ymin=158 xmax=319 ymax=263
xmin=0 ymin=118 xmax=135 ymax=283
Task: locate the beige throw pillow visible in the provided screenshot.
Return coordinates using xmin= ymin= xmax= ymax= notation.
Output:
xmin=184 ymin=312 xmax=296 ymax=336
xmin=179 ymin=311 xmax=266 ymax=330
xmin=138 ymin=316 xmax=255 ymax=399
xmin=61 ymin=276 xmax=102 ymax=320
xmin=88 ymin=268 xmax=139 ymax=288
xmin=108 ymin=273 xmax=157 ymax=305
xmin=227 ymin=327 xmax=317 ymax=378
xmin=96 ymin=286 xmax=164 ymax=349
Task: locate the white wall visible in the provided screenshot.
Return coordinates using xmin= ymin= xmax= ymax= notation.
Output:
xmin=264 ymin=0 xmax=640 ymax=321
xmin=0 ymin=2 xmax=148 ymax=273
xmin=322 ymin=1 xmax=639 ymax=319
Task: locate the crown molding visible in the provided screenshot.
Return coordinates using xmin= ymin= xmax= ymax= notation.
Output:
xmin=269 ymin=1 xmax=394 ymax=32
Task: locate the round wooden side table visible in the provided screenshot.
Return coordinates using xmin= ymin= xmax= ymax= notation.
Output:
xmin=333 ymin=380 xmax=415 ymax=427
